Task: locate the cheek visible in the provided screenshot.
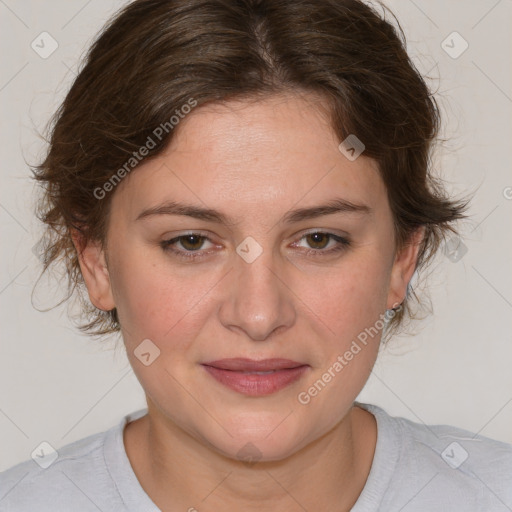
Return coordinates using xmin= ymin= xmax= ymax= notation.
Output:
xmin=109 ymin=252 xmax=219 ymax=351
xmin=291 ymin=257 xmax=389 ymax=433
xmin=297 ymin=251 xmax=392 ymax=342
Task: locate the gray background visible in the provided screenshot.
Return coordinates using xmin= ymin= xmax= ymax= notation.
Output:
xmin=0 ymin=0 xmax=511 ymax=471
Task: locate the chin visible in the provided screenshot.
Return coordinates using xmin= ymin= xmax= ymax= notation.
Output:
xmin=199 ymin=411 xmax=311 ymax=463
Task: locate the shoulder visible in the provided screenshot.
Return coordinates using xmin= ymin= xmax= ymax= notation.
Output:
xmin=396 ymin=410 xmax=512 ymax=475
xmin=400 ymin=416 xmax=512 ymax=508
xmin=358 ymin=402 xmax=512 ymax=510
xmin=0 ymin=424 xmax=116 ymax=512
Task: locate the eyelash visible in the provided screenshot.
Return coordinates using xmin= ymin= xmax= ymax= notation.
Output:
xmin=160 ymin=231 xmax=351 ymax=261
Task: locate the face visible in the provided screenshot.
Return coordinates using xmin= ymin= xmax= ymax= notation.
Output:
xmin=78 ymin=93 xmax=419 ymax=461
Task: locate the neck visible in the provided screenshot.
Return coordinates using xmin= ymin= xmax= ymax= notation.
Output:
xmin=124 ymin=402 xmax=376 ymax=512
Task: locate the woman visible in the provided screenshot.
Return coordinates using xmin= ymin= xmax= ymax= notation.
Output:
xmin=1 ymin=0 xmax=511 ymax=510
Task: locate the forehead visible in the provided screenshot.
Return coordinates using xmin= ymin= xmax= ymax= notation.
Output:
xmin=111 ymin=93 xmax=386 ymax=221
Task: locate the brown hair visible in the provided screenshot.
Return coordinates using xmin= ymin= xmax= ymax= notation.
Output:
xmin=33 ymin=0 xmax=467 ymax=338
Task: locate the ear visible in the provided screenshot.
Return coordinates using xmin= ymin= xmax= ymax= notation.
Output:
xmin=386 ymin=227 xmax=424 ymax=309
xmin=71 ymin=230 xmax=115 ymax=311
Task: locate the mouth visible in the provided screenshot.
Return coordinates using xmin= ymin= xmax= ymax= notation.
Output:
xmin=201 ymin=358 xmax=310 ymax=396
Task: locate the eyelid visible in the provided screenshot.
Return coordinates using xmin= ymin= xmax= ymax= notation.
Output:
xmin=294 ymin=227 xmax=350 ymax=239
xmin=160 ymin=231 xmax=218 ymax=258
xmin=164 ymin=229 xmax=213 ymax=238
xmin=163 ymin=230 xmax=217 ymax=246
xmin=160 ymin=228 xmax=351 ymax=261
xmin=290 ymin=229 xmax=351 ymax=252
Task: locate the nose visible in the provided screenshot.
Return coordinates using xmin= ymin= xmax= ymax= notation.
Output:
xmin=218 ymin=248 xmax=296 ymax=342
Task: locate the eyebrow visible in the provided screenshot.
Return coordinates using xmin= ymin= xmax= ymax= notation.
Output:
xmin=136 ymin=198 xmax=371 ymax=225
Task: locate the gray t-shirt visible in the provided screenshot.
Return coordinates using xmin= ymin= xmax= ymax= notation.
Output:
xmin=1 ymin=402 xmax=511 ymax=511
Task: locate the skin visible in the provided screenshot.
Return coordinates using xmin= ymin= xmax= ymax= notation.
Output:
xmin=75 ymin=92 xmax=422 ymax=511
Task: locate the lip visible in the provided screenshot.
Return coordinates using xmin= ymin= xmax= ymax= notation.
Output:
xmin=201 ymin=358 xmax=309 ymax=396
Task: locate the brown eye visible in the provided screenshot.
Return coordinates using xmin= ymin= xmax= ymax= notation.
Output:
xmin=293 ymin=231 xmax=351 ymax=256
xmin=160 ymin=232 xmax=216 ymax=261
xmin=178 ymin=234 xmax=206 ymax=251
xmin=305 ymin=232 xmax=331 ymax=249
